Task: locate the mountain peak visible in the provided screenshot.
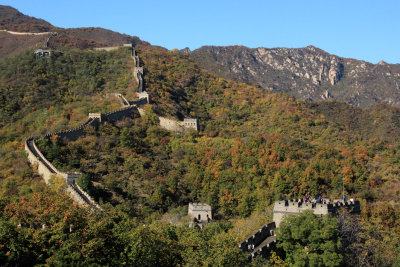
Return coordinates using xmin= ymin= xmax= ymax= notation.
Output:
xmin=0 ymin=5 xmax=149 ymax=58
xmin=191 ymin=45 xmax=400 ymax=108
xmin=0 ymin=5 xmax=52 ymax=31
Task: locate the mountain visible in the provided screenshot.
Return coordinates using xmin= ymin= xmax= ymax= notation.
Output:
xmin=190 ymin=45 xmax=400 ymax=108
xmin=0 ymin=5 xmax=149 ymax=57
xmin=1 ymin=5 xmax=400 ymax=266
xmin=0 ymin=5 xmax=52 ymax=30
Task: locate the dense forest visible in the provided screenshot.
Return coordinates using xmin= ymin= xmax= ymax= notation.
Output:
xmin=0 ymin=46 xmax=399 ymax=266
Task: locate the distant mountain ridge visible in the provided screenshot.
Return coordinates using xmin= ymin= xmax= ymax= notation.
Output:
xmin=0 ymin=5 xmax=52 ymax=29
xmin=190 ymin=45 xmax=400 ymax=108
xmin=3 ymin=4 xmax=400 ymax=109
xmin=0 ymin=5 xmax=149 ymax=57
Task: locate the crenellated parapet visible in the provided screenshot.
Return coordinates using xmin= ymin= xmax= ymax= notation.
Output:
xmin=183 ymin=118 xmax=198 ymax=131
xmin=88 ymin=113 xmax=103 ymax=122
xmin=239 ymin=222 xmax=277 ymax=258
xmin=273 ymin=199 xmax=360 ymax=227
xmin=25 ymin=114 xmax=101 ymax=208
xmin=25 ymin=139 xmax=99 ymax=208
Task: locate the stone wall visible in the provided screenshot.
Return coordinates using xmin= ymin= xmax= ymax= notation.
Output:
xmin=159 ymin=117 xmax=184 ymax=133
xmin=130 ymin=49 xmax=198 ymax=133
xmin=41 ymin=118 xmax=96 ymax=142
xmin=137 ymin=91 xmax=150 ymax=104
xmin=131 ymin=97 xmax=149 ymax=106
xmin=132 ymin=49 xmax=144 ymax=92
xmin=24 ymin=47 xmax=198 ymax=210
xmin=134 ymin=68 xmax=143 ymax=93
xmin=94 ymin=46 xmax=121 ymax=52
xmin=183 ymin=118 xmax=198 ymax=131
xmin=239 ymin=222 xmax=276 ymax=251
xmin=24 ymin=95 xmax=143 ymax=207
xmin=94 ymin=44 xmax=132 ymax=52
xmin=273 ymin=199 xmax=361 ymax=227
xmin=24 ymin=47 xmax=147 ymax=208
xmin=67 ymin=185 xmax=88 ymax=206
xmin=24 ymin=115 xmax=102 ymax=206
xmin=116 ymin=93 xmax=130 ymax=106
xmin=0 ymin=30 xmax=55 ymax=35
xmin=103 ymin=106 xmax=137 ymax=122
xmin=239 ymin=222 xmax=276 ymax=258
xmin=25 ymin=139 xmax=57 ymax=184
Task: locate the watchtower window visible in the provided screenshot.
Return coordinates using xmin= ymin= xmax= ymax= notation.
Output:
xmin=198 ymin=214 xmax=201 ymax=220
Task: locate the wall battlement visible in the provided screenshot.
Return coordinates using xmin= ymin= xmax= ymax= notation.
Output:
xmin=137 ymin=91 xmax=150 ymax=104
xmin=183 ymin=118 xmax=198 ymax=131
xmin=273 ymin=199 xmax=360 ymax=227
xmin=88 ymin=113 xmax=103 ymax=122
xmin=239 ymin=222 xmax=277 ymax=258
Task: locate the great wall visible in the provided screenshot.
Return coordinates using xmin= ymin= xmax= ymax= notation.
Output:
xmin=25 ymin=45 xmax=198 ymax=208
xmin=239 ymin=198 xmax=361 ymax=258
xmin=0 ymin=29 xmax=57 ymax=36
xmin=273 ymin=198 xmax=360 ymax=227
xmin=24 ymin=44 xmax=362 ymax=260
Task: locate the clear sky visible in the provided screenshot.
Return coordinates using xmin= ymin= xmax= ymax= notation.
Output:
xmin=2 ymin=0 xmax=399 ymax=63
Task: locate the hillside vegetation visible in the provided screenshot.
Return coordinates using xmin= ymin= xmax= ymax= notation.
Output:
xmin=0 ymin=5 xmax=149 ymax=58
xmin=0 ymin=46 xmax=399 ymax=266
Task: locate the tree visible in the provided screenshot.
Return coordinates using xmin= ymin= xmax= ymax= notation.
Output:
xmin=277 ymin=210 xmax=342 ymax=267
xmin=122 ymin=224 xmax=181 ymax=266
xmin=0 ymin=217 xmax=30 ymax=266
xmin=77 ymin=173 xmax=93 ymax=195
xmin=49 ymin=174 xmax=67 ymax=192
xmin=336 ymin=209 xmax=362 ymax=266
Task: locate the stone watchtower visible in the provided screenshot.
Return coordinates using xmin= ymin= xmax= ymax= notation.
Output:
xmin=88 ymin=113 xmax=104 ymax=122
xmin=183 ymin=118 xmax=198 ymax=131
xmin=188 ymin=203 xmax=212 ymax=228
xmin=34 ymin=49 xmax=51 ymax=60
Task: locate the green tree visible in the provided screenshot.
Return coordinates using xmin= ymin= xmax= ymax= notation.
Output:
xmin=77 ymin=173 xmax=93 ymax=194
xmin=277 ymin=210 xmax=342 ymax=267
xmin=122 ymin=224 xmax=181 ymax=266
xmin=0 ymin=217 xmax=30 ymax=266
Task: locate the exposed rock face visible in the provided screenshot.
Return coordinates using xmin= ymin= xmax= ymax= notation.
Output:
xmin=190 ymin=45 xmax=400 ymax=108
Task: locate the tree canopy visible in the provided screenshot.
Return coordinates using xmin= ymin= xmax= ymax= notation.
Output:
xmin=277 ymin=210 xmax=342 ymax=267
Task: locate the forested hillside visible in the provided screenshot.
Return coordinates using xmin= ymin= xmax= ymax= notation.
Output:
xmin=0 ymin=45 xmax=399 ymax=266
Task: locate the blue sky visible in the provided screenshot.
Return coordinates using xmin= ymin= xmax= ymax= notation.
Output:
xmin=2 ymin=0 xmax=399 ymax=63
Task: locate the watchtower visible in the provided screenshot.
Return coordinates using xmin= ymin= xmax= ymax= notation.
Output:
xmin=34 ymin=49 xmax=51 ymax=60
xmin=183 ymin=118 xmax=198 ymax=131
xmin=88 ymin=113 xmax=104 ymax=122
xmin=188 ymin=203 xmax=212 ymax=228
xmin=137 ymin=91 xmax=151 ymax=104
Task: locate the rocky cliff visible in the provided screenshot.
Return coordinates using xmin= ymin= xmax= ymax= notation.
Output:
xmin=190 ymin=45 xmax=400 ymax=108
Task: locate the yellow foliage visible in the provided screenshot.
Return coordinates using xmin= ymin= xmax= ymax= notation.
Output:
xmin=49 ymin=175 xmax=66 ymax=192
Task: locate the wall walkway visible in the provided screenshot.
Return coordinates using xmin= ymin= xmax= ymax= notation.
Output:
xmin=25 ymin=46 xmax=198 ymax=209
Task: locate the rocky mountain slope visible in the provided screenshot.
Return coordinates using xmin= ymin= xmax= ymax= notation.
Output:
xmin=0 ymin=5 xmax=148 ymax=57
xmin=190 ymin=45 xmax=400 ymax=108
